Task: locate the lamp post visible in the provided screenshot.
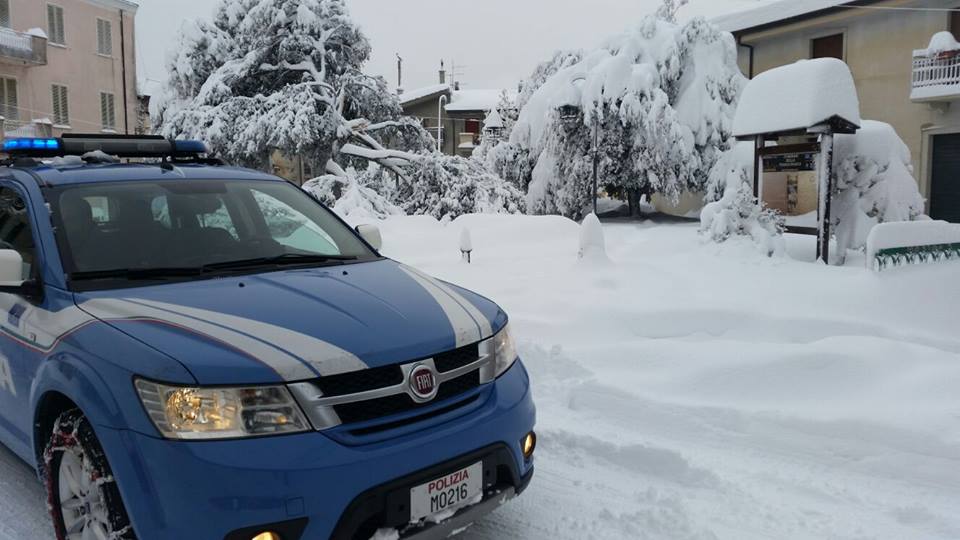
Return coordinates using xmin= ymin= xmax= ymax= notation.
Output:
xmin=437 ymin=95 xmax=448 ymax=153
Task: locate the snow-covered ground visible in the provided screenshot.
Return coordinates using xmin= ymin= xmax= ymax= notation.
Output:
xmin=2 ymin=215 xmax=959 ymax=539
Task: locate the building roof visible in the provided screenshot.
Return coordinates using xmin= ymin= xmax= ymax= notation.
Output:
xmin=713 ymin=0 xmax=856 ymax=34
xmin=400 ymin=84 xmax=513 ymax=114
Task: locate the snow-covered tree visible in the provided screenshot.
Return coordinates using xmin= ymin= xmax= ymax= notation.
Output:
xmin=655 ymin=0 xmax=689 ymax=23
xmin=503 ymin=15 xmax=745 ymax=219
xmin=155 ymin=0 xmax=430 ymax=178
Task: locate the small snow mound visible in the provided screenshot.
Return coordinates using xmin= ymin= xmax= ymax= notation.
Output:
xmin=578 ymin=213 xmax=609 ymax=262
xmin=459 ymin=227 xmax=473 ymax=252
xmin=923 ymin=31 xmax=960 ymax=55
xmin=733 ymin=58 xmax=861 ymax=137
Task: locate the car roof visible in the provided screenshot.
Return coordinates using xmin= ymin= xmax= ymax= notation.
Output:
xmin=5 ymin=162 xmax=287 ymax=187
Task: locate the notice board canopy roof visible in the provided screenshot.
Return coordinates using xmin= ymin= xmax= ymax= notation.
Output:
xmin=733 ymin=58 xmax=861 ymax=140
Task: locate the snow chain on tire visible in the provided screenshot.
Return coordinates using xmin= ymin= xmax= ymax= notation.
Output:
xmin=43 ymin=408 xmax=137 ymax=540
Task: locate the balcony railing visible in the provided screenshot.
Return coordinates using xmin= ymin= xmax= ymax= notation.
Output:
xmin=911 ymin=48 xmax=960 ymax=102
xmin=0 ymin=28 xmax=47 ymax=66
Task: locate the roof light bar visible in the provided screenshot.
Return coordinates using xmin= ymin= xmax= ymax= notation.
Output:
xmin=2 ymin=135 xmax=211 ymax=160
xmin=3 ymin=138 xmax=62 ymax=156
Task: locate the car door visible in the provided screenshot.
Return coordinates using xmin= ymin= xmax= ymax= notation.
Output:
xmin=0 ymin=182 xmax=44 ymax=459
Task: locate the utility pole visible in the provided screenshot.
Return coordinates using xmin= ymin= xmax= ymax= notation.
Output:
xmin=592 ymin=121 xmax=599 ymax=216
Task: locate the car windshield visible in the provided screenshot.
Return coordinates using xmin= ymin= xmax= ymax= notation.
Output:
xmin=51 ymin=179 xmax=378 ymax=286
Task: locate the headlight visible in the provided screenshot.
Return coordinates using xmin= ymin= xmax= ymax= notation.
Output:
xmin=134 ymin=380 xmax=310 ymax=440
xmin=480 ymin=323 xmax=518 ymax=379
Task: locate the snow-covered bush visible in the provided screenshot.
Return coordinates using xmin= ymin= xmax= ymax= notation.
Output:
xmin=700 ymin=143 xmax=785 ymax=256
xmin=393 ymin=154 xmax=526 ymax=222
xmin=833 ymin=120 xmax=925 ymax=254
xmin=502 ymin=15 xmax=744 ymax=219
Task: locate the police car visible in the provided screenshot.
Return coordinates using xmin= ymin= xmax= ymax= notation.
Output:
xmin=0 ymin=135 xmax=536 ymax=539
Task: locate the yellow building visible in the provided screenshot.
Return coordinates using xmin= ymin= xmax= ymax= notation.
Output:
xmin=715 ymin=0 xmax=960 ymax=223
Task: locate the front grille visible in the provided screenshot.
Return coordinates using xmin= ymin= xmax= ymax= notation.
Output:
xmin=289 ymin=342 xmax=491 ymax=434
xmin=334 ymin=371 xmax=480 ymax=425
xmin=434 ymin=343 xmax=481 ymax=373
xmin=314 ymin=364 xmax=404 ymax=397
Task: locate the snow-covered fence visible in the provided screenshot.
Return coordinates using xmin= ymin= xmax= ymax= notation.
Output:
xmin=911 ymin=32 xmax=960 ymax=101
xmin=866 ymin=221 xmax=960 ymax=271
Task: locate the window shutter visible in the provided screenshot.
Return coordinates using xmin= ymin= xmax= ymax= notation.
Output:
xmin=0 ymin=1 xmax=10 ymax=29
xmin=6 ymin=79 xmax=16 ymax=121
xmin=48 ymin=4 xmax=64 ymax=45
xmin=52 ymin=85 xmax=69 ymax=126
xmin=97 ymin=19 xmax=112 ymax=56
xmin=100 ymin=92 xmax=115 ymax=130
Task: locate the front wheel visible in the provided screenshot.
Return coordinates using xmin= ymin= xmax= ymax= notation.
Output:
xmin=44 ymin=409 xmax=136 ymax=540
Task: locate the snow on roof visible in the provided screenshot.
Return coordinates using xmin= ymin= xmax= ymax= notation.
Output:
xmin=713 ymin=0 xmax=854 ymax=34
xmin=483 ymin=108 xmax=504 ymax=129
xmin=399 ymin=84 xmax=450 ymax=106
xmin=733 ymin=58 xmax=861 ymax=137
xmin=445 ymin=89 xmax=505 ymax=112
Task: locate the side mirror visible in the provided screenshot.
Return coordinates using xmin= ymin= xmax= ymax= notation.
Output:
xmin=355 ymin=224 xmax=383 ymax=251
xmin=0 ymin=249 xmax=38 ymax=297
xmin=0 ymin=249 xmax=24 ymax=287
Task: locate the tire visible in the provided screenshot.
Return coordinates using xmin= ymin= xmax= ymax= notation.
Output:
xmin=43 ymin=409 xmax=136 ymax=540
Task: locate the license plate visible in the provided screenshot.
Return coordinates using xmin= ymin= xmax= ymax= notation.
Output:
xmin=409 ymin=461 xmax=483 ymax=522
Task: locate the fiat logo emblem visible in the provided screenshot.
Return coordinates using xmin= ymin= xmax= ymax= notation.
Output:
xmin=409 ymin=364 xmax=439 ymax=401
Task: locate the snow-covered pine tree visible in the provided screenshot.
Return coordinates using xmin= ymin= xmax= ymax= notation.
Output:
xmin=655 ymin=0 xmax=689 ymax=23
xmin=504 ymin=15 xmax=745 ymax=219
xmin=155 ymin=0 xmax=431 ymax=179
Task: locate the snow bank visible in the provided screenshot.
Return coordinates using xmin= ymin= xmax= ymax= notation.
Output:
xmin=733 ymin=58 xmax=861 ymax=137
xmin=578 ymin=213 xmax=609 ymax=262
xmin=866 ymin=220 xmax=960 ymax=270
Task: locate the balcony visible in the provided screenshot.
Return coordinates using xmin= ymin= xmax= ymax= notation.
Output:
xmin=0 ymin=28 xmax=47 ymax=67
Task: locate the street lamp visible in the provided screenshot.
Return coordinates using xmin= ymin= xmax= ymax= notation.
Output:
xmin=437 ymin=95 xmax=448 ymax=153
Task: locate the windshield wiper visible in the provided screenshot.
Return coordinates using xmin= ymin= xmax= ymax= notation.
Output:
xmin=71 ymin=267 xmax=206 ymax=281
xmin=203 ymin=253 xmax=358 ymax=271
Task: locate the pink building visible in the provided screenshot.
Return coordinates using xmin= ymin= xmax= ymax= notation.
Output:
xmin=0 ymin=0 xmax=138 ymax=137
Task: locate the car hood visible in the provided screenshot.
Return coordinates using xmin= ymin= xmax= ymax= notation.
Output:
xmin=74 ymin=259 xmax=507 ymax=385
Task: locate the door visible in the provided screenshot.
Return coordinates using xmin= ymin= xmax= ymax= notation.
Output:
xmin=0 ymin=184 xmax=41 ymax=458
xmin=930 ymin=134 xmax=960 ymax=223
xmin=811 ymin=34 xmax=844 ymax=60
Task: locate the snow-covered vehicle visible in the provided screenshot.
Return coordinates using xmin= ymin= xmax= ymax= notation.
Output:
xmin=0 ymin=135 xmax=536 ymax=539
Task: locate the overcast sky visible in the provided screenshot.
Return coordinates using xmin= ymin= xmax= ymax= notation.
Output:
xmin=135 ymin=0 xmax=758 ymax=96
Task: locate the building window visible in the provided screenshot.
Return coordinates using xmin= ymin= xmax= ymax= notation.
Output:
xmin=47 ymin=4 xmax=65 ymax=45
xmin=52 ymin=84 xmax=69 ymax=126
xmin=100 ymin=92 xmax=115 ymax=131
xmin=0 ymin=78 xmax=17 ymax=123
xmin=811 ymin=33 xmax=844 ymax=60
xmin=0 ymin=0 xmax=10 ymax=29
xmin=96 ymin=18 xmax=112 ymax=56
xmin=952 ymin=8 xmax=960 ymax=42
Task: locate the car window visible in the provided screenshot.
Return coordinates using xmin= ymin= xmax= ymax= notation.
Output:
xmin=252 ymin=190 xmax=338 ymax=254
xmin=0 ymin=187 xmax=35 ymax=280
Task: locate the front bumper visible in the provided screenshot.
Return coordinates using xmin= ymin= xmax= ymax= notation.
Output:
xmin=97 ymin=361 xmax=535 ymax=540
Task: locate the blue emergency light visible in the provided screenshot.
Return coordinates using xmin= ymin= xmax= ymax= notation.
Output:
xmin=2 ymin=135 xmax=211 ymax=160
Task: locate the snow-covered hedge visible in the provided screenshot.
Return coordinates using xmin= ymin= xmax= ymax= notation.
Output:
xmin=395 ymin=154 xmax=526 ymax=222
xmin=866 ymin=220 xmax=960 ymax=271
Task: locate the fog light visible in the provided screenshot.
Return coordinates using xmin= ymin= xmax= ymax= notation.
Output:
xmin=522 ymin=432 xmax=537 ymax=459
xmin=251 ymin=533 xmax=280 ymax=540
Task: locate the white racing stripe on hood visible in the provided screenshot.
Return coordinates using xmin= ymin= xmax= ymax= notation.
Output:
xmin=80 ymin=298 xmax=363 ymax=380
xmin=399 ymin=265 xmax=493 ymax=346
xmin=129 ymin=299 xmax=367 ymax=377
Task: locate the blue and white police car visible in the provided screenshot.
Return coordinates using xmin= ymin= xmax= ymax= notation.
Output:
xmin=0 ymin=135 xmax=536 ymax=539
